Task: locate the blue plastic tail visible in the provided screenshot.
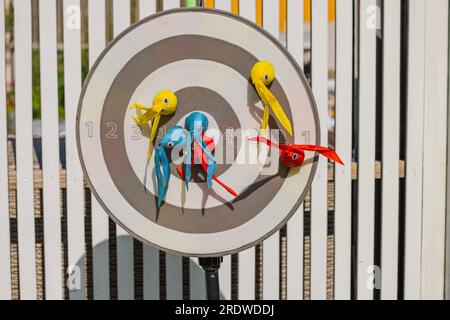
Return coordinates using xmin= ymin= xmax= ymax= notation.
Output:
xmin=184 ymin=133 xmax=192 ymax=190
xmin=155 ymin=145 xmax=170 ymax=208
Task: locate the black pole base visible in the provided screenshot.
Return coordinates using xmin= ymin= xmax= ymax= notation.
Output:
xmin=199 ymin=257 xmax=223 ymax=300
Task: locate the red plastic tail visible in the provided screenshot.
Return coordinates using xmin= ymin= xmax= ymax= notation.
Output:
xmin=176 ymin=167 xmax=186 ymax=180
xmin=213 ymin=176 xmax=238 ymax=197
xmin=298 ymin=145 xmax=344 ymax=165
xmin=248 ymin=136 xmax=281 ymax=149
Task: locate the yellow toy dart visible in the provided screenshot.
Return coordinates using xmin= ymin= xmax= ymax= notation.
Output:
xmin=130 ymin=90 xmax=178 ymax=160
xmin=250 ymin=61 xmax=293 ymax=136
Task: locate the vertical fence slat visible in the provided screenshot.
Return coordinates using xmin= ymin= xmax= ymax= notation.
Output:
xmin=262 ymin=0 xmax=280 ymax=300
xmin=112 ymin=0 xmax=134 ymax=300
xmin=88 ymin=0 xmax=110 ymax=300
xmin=213 ymin=1 xmax=232 ymax=301
xmin=0 ymin=0 xmax=11 ymax=300
xmin=64 ymin=0 xmax=85 ymax=300
xmin=380 ymin=0 xmax=401 ymax=300
xmin=40 ymin=0 xmax=63 ymax=300
xmin=14 ymin=0 xmax=37 ymax=300
xmin=164 ymin=0 xmax=179 ymax=10
xmin=137 ymin=0 xmax=160 ymax=301
xmin=139 ymin=0 xmax=156 ymax=19
xmin=334 ymin=0 xmax=353 ymax=300
xmin=286 ymin=0 xmax=304 ymax=301
xmin=447 ymin=3 xmax=450 ymax=301
xmin=219 ymin=255 xmax=231 ymax=300
xmin=189 ymin=258 xmax=206 ymax=300
xmin=357 ymin=0 xmax=377 ymax=300
xmin=166 ymin=254 xmax=183 ymax=300
xmin=143 ymin=246 xmax=159 ymax=299
xmin=286 ymin=0 xmax=304 ymax=67
xmin=215 ymin=0 xmax=231 ymax=11
xmin=239 ymin=0 xmax=255 ymax=21
xmin=404 ymin=0 xmax=426 ymax=300
xmin=237 ymin=248 xmax=255 ymax=300
xmin=237 ymin=0 xmax=256 ymax=301
xmin=159 ymin=0 xmax=182 ymax=301
xmin=310 ymin=0 xmax=328 ymax=300
xmin=420 ymin=0 xmax=448 ymax=299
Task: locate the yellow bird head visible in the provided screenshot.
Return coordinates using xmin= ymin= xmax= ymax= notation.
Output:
xmin=250 ymin=61 xmax=275 ymax=86
xmin=153 ymin=90 xmax=178 ymax=115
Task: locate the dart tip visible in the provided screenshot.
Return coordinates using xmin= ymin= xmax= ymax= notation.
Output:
xmin=329 ymin=150 xmax=344 ymax=165
xmin=331 ymin=152 xmax=344 ymax=166
xmin=282 ymin=122 xmax=293 ymax=136
xmin=336 ymin=158 xmax=344 ymax=166
xmin=176 ymin=167 xmax=184 ymax=179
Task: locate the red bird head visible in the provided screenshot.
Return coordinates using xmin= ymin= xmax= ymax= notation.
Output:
xmin=279 ymin=145 xmax=307 ymax=168
xmin=249 ymin=137 xmax=344 ymax=168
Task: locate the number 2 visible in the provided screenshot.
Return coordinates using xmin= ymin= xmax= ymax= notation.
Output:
xmin=106 ymin=122 xmax=118 ymax=139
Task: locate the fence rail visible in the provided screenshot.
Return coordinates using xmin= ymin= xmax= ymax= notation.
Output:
xmin=0 ymin=0 xmax=449 ymax=300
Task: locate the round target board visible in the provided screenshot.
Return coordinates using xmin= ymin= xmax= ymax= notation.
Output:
xmin=76 ymin=8 xmax=320 ymax=257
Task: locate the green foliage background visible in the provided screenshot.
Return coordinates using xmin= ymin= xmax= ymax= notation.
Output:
xmin=5 ymin=0 xmax=90 ymax=120
xmin=7 ymin=49 xmax=89 ymax=119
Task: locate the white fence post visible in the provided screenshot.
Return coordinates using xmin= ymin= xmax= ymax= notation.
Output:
xmin=161 ymin=0 xmax=183 ymax=301
xmin=166 ymin=253 xmax=183 ymax=300
xmin=0 ymin=0 xmax=12 ymax=300
xmin=88 ymin=0 xmax=110 ymax=300
xmin=190 ymin=258 xmax=206 ymax=300
xmin=334 ymin=0 xmax=353 ymax=301
xmin=310 ymin=0 xmax=328 ymax=300
xmin=40 ymin=0 xmax=63 ymax=300
xmin=139 ymin=0 xmax=157 ymax=18
xmin=14 ymin=0 xmax=37 ymax=300
xmin=357 ymin=0 xmax=377 ymax=300
xmin=420 ymin=0 xmax=448 ymax=299
xmin=236 ymin=0 xmax=256 ymax=302
xmin=138 ymin=0 xmax=160 ymax=302
xmin=404 ymin=0 xmax=426 ymax=300
xmin=215 ymin=0 xmax=231 ymax=11
xmin=112 ymin=0 xmax=135 ymax=301
xmin=164 ymin=0 xmax=179 ymax=10
xmin=63 ymin=0 xmax=86 ymax=300
xmin=381 ymin=0 xmax=401 ymax=300
xmin=214 ymin=0 xmax=232 ymax=301
xmin=262 ymin=0 xmax=280 ymax=301
xmin=286 ymin=0 xmax=304 ymax=301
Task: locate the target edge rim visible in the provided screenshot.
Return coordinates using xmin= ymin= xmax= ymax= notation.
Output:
xmin=76 ymin=7 xmax=320 ymax=257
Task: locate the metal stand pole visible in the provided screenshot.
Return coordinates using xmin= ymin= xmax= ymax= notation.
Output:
xmin=199 ymin=257 xmax=223 ymax=300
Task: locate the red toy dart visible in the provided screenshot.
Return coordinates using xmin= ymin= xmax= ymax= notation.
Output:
xmin=177 ymin=135 xmax=238 ymax=197
xmin=249 ymin=137 xmax=344 ymax=168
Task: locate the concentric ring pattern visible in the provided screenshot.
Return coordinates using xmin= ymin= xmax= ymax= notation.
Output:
xmin=77 ymin=8 xmax=319 ymax=256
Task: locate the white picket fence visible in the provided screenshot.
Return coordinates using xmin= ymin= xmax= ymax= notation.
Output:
xmin=1 ymin=0 xmax=449 ymax=300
